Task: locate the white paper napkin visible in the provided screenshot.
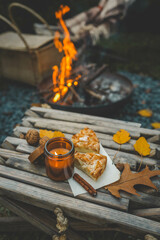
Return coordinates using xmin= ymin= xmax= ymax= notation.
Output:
xmin=68 ymin=144 xmax=120 ymax=196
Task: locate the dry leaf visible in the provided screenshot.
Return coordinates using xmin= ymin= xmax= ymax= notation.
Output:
xmin=39 ymin=130 xmax=65 ymax=139
xmin=145 ymin=88 xmax=151 ymax=94
xmin=151 ymin=122 xmax=160 ymax=129
xmin=138 ymin=109 xmax=152 ymax=117
xmin=113 ymin=129 xmax=131 ymax=144
xmin=105 ymin=163 xmax=160 ymax=198
xmin=134 ymin=137 xmax=151 ymax=156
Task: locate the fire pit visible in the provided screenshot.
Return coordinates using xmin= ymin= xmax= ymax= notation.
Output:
xmin=38 ymin=5 xmax=133 ymax=117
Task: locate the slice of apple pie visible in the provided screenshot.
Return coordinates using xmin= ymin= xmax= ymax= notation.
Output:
xmin=74 ymin=152 xmax=107 ymax=181
xmin=71 ymin=128 xmax=100 ymax=153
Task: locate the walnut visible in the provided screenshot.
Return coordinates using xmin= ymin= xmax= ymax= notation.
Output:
xmin=26 ymin=129 xmax=40 ymax=146
xmin=39 ymin=136 xmax=50 ymax=146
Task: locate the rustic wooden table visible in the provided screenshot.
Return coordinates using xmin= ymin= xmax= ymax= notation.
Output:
xmin=0 ymin=106 xmax=160 ymax=239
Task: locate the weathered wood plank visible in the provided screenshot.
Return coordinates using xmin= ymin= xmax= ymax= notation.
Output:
xmin=0 ymin=216 xmax=40 ymax=232
xmin=0 ymin=199 xmax=140 ymax=237
xmin=43 ymin=112 xmax=141 ymax=133
xmin=30 ymin=106 xmax=141 ymax=127
xmin=24 ymin=116 xmax=140 ymax=138
xmin=105 ymin=148 xmax=158 ymax=167
xmin=7 ymin=134 xmax=158 ymax=167
xmin=12 ymin=126 xmax=160 ymax=162
xmin=5 ymin=136 xmax=26 ymax=146
xmin=147 ymin=135 xmax=160 ymax=143
xmin=139 ymin=128 xmax=160 ymax=138
xmin=0 ymin=148 xmax=28 ymax=160
xmin=0 ymin=164 xmax=129 ymax=211
xmin=1 ymin=141 xmax=15 ymax=150
xmin=121 ymin=191 xmax=160 ymax=208
xmin=0 ymin=197 xmax=84 ymax=240
xmin=5 ymin=156 xmax=160 ymax=208
xmin=0 ymin=177 xmax=159 ymax=236
xmin=13 ymin=125 xmax=118 ymax=141
xmin=22 ymin=117 xmax=160 ymax=157
xmin=0 ymin=156 xmax=5 ymax=165
xmin=25 ymin=109 xmax=41 ymax=118
xmin=6 ymin=157 xmax=46 ymax=176
xmin=5 ymin=131 xmax=159 ymax=158
xmin=30 ymin=107 xmax=160 ymax=137
xmin=16 ymin=143 xmax=35 ymax=154
xmin=132 ymin=208 xmax=160 ymax=221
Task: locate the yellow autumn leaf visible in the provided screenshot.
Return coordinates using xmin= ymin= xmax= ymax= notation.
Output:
xmin=39 ymin=129 xmax=65 ymax=139
xmin=134 ymin=137 xmax=151 ymax=156
xmin=151 ymin=122 xmax=160 ymax=129
xmin=52 ymin=131 xmax=65 ymax=138
xmin=138 ymin=109 xmax=152 ymax=117
xmin=113 ymin=129 xmax=131 ymax=144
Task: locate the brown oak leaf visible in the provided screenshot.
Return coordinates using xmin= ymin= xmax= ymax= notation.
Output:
xmin=105 ymin=163 xmax=160 ymax=198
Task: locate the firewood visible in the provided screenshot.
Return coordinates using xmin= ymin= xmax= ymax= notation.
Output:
xmin=69 ymin=86 xmax=84 ymax=103
xmin=85 ymin=88 xmax=106 ymax=102
xmin=82 ymin=64 xmax=108 ymax=86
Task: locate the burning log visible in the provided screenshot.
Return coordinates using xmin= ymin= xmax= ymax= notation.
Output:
xmin=85 ymin=88 xmax=106 ymax=102
xmin=69 ymin=87 xmax=84 ymax=103
xmin=82 ymin=64 xmax=108 ymax=86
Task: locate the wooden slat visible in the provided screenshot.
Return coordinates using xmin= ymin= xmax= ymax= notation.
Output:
xmin=12 ymin=126 xmax=160 ymax=162
xmin=15 ymin=142 xmax=159 ymax=168
xmin=43 ymin=112 xmax=140 ymax=133
xmin=6 ymin=157 xmax=46 ymax=176
xmin=0 ymin=216 xmax=40 ymax=233
xmin=30 ymin=107 xmax=160 ymax=138
xmin=0 ymin=197 xmax=84 ymax=240
xmin=21 ymin=117 xmax=160 ymax=157
xmin=0 ymin=177 xmax=160 ymax=237
xmin=0 ymin=199 xmax=140 ymax=237
xmin=6 ymin=135 xmax=159 ymax=167
xmin=4 ymin=156 xmax=160 ymax=208
xmin=105 ymin=148 xmax=159 ymax=167
xmin=132 ymin=208 xmax=160 ymax=221
xmin=0 ymin=164 xmax=129 ymax=211
xmin=0 ymin=148 xmax=28 ymax=160
xmin=24 ymin=116 xmax=140 ymax=138
xmin=30 ymin=106 xmax=141 ymax=128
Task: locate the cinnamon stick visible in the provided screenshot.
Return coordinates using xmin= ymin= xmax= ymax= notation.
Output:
xmin=73 ymin=173 xmax=97 ymax=197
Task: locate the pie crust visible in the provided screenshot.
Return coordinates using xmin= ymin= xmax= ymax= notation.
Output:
xmin=71 ymin=128 xmax=100 ymax=153
xmin=74 ymin=152 xmax=107 ymax=181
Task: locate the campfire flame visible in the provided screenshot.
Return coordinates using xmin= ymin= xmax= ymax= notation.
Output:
xmin=52 ymin=5 xmax=80 ymax=103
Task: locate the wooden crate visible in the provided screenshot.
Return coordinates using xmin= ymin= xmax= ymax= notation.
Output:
xmin=0 ymin=107 xmax=160 ymax=239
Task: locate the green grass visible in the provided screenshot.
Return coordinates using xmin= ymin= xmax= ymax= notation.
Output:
xmin=98 ymin=33 xmax=160 ymax=79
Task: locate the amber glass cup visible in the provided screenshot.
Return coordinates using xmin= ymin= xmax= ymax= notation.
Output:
xmin=44 ymin=137 xmax=75 ymax=181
